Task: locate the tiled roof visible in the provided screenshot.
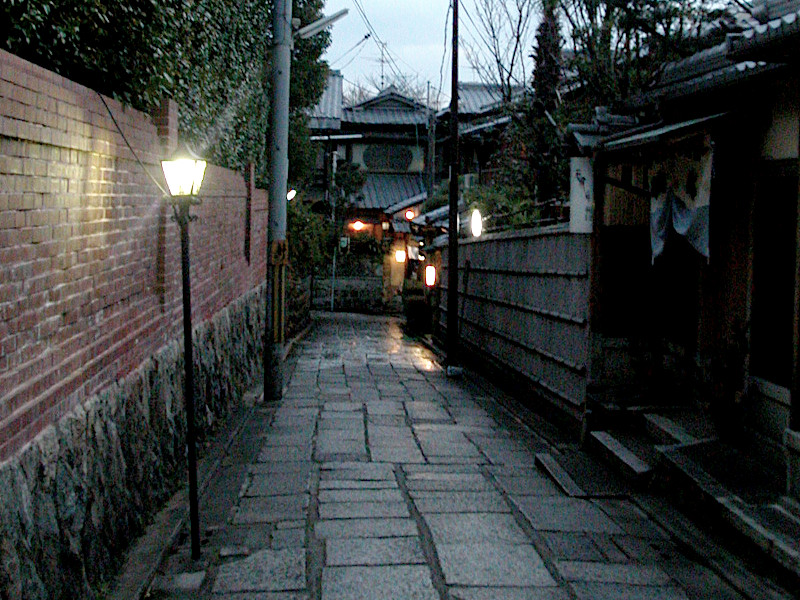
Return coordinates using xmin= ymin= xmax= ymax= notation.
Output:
xmin=308 ymin=71 xmax=343 ymax=131
xmin=385 ymin=192 xmax=427 ymax=216
xmin=356 ymin=174 xmax=426 ymax=210
xmin=727 ymin=4 xmax=800 ymax=59
xmin=343 ymin=86 xmax=431 ymax=126
xmin=437 ymin=83 xmax=522 ymax=118
xmin=342 ymin=109 xmax=429 ymax=126
xmin=458 ymin=83 xmax=506 ymax=115
xmin=632 ymin=58 xmax=779 ymax=107
xmin=392 ymin=218 xmax=411 ymax=234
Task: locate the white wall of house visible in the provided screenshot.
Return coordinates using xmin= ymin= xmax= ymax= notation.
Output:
xmin=349 ymin=143 xmax=425 ymax=173
xmin=760 ymin=77 xmax=799 ymax=160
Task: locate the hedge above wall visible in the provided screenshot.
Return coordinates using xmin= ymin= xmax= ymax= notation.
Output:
xmin=1 ymin=0 xmax=330 ymax=185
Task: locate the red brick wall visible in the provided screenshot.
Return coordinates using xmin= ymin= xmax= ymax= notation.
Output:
xmin=0 ymin=50 xmax=268 ymax=461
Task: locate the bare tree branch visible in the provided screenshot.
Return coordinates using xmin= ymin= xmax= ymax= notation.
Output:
xmin=462 ymin=0 xmax=539 ymax=102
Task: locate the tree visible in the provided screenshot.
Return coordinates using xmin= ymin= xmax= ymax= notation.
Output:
xmin=529 ymin=0 xmax=565 ymax=206
xmin=343 ymin=73 xmax=434 ymax=108
xmin=462 ymin=0 xmax=539 ymax=103
xmin=558 ymin=0 xmax=738 ymax=117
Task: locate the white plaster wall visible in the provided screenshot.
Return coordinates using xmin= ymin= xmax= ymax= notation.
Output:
xmin=761 ymin=77 xmax=800 ymax=160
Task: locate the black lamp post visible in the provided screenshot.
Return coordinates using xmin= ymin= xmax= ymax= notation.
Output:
xmin=161 ymin=148 xmax=207 ymax=560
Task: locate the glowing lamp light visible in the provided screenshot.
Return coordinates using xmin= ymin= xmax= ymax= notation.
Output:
xmin=395 ymin=249 xmax=407 ymax=263
xmin=286 ymin=188 xmax=297 ymax=201
xmin=425 ymin=265 xmax=436 ymax=287
xmin=381 ymin=221 xmax=390 ymax=231
xmin=161 ymin=152 xmax=206 ymax=197
xmin=405 ymin=209 xmax=415 ymax=220
xmin=471 ymin=208 xmax=483 ymax=237
xmin=350 ymin=220 xmax=366 ymax=231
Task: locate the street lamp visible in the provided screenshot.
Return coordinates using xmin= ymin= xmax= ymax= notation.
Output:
xmin=471 ymin=209 xmax=483 ymax=237
xmin=161 ymin=145 xmax=206 ymax=561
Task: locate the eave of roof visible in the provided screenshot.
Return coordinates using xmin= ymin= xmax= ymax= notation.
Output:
xmin=629 ymin=59 xmax=780 ymax=109
xmin=342 ymin=109 xmax=429 ymax=126
xmin=355 ymin=174 xmax=426 ymax=211
xmin=601 ymin=113 xmax=726 ymax=152
xmin=385 ymin=192 xmax=427 ymax=216
xmin=727 ymin=7 xmax=800 ymax=60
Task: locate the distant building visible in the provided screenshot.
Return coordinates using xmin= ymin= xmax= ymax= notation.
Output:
xmin=308 ymin=75 xmax=432 ymax=305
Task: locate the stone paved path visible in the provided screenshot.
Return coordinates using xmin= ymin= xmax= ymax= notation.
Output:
xmin=147 ymin=313 xmax=757 ymax=600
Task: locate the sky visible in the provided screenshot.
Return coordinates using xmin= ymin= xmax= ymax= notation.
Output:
xmin=319 ymin=0 xmax=500 ymax=107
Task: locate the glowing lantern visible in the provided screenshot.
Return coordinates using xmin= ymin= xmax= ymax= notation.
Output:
xmin=425 ymin=265 xmax=436 ymax=287
xmin=471 ymin=209 xmax=483 ymax=237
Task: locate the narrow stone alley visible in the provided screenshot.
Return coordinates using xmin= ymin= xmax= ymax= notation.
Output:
xmin=139 ymin=313 xmax=792 ymax=600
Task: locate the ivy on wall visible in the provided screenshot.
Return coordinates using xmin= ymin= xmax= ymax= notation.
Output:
xmin=2 ymin=0 xmax=330 ymax=186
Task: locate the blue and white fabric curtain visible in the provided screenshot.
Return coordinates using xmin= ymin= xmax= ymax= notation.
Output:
xmin=650 ymin=135 xmax=712 ymax=263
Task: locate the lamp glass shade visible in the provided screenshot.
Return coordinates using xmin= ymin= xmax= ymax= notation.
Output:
xmin=425 ymin=265 xmax=436 ymax=287
xmin=471 ymin=209 xmax=483 ymax=237
xmin=162 ymin=158 xmax=207 ymax=196
xmin=395 ymin=250 xmax=406 ymax=263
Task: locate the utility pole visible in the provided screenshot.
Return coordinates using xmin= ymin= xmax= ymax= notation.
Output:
xmin=426 ymin=82 xmax=436 ymax=201
xmin=266 ymin=0 xmax=292 ymax=402
xmin=446 ymin=0 xmax=461 ymax=373
xmin=330 ymin=151 xmax=338 ymax=312
xmin=264 ymin=6 xmax=348 ymax=403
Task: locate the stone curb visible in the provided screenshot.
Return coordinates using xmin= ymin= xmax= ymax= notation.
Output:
xmin=108 ymin=399 xmax=256 ymax=600
xmin=108 ymin=322 xmax=314 ymax=600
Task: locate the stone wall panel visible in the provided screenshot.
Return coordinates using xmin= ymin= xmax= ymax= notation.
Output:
xmin=0 ymin=285 xmax=266 ymax=599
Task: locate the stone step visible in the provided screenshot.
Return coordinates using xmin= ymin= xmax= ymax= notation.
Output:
xmin=719 ymin=495 xmax=800 ymax=579
xmin=534 ymin=453 xmax=586 ymax=497
xmin=644 ymin=413 xmax=700 ymax=446
xmin=589 ymin=431 xmax=653 ymax=481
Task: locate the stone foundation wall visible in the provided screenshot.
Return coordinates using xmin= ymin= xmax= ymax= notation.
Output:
xmin=313 ymin=276 xmax=384 ymax=314
xmin=0 ymin=285 xmax=265 ymax=600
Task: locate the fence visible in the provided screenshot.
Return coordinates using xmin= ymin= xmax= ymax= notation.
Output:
xmin=440 ymin=228 xmax=591 ymax=419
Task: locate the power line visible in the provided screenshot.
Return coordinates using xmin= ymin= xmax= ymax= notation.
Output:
xmin=349 ymin=0 xmax=418 ymax=88
xmin=331 ymin=33 xmax=371 ymax=66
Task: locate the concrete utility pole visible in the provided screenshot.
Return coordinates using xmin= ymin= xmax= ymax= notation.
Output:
xmin=265 ymin=5 xmax=348 ymax=402
xmin=266 ymin=0 xmax=292 ymax=402
xmin=447 ymin=0 xmax=461 ymax=371
xmin=426 ymin=82 xmax=436 ymax=201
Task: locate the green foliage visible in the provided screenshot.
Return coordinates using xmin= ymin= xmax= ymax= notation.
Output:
xmin=287 ymin=194 xmax=333 ymax=277
xmin=526 ymin=0 xmax=566 ymax=206
xmin=334 ymin=159 xmax=367 ymax=199
xmin=2 ymin=0 xmax=330 ymax=187
xmin=332 ymin=232 xmax=391 ymax=278
xmin=348 ymin=233 xmax=391 ymax=259
xmin=464 ymin=183 xmax=540 ymax=230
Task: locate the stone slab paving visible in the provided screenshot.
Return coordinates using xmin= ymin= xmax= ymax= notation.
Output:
xmin=145 ymin=313 xmax=782 ymax=600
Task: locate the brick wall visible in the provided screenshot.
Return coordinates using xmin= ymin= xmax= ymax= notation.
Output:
xmin=0 ymin=49 xmax=268 ymax=462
